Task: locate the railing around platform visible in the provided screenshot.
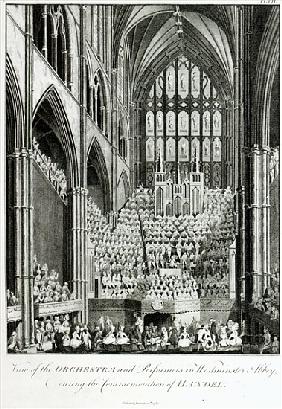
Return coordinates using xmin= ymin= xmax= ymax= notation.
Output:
xmin=7 ymin=300 xmax=83 ymax=322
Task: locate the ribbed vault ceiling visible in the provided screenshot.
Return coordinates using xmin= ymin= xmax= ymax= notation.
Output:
xmin=114 ymin=5 xmax=236 ymax=102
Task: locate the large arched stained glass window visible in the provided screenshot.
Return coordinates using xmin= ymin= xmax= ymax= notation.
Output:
xmin=144 ymin=55 xmax=223 ymax=188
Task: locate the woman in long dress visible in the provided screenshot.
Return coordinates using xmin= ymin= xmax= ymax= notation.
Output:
xmin=70 ymin=326 xmax=82 ymax=350
xmin=116 ymin=327 xmax=130 ymax=345
xmin=103 ymin=328 xmax=116 ymax=345
xmin=202 ymin=333 xmax=214 ymax=351
xmin=178 ymin=328 xmax=192 ymax=348
xmin=160 ymin=327 xmax=168 ymax=348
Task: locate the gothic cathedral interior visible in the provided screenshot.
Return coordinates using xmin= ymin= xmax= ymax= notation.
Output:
xmin=6 ymin=4 xmax=280 ymax=353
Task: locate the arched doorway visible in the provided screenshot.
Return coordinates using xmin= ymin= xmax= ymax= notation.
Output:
xmin=144 ymin=312 xmax=172 ymax=330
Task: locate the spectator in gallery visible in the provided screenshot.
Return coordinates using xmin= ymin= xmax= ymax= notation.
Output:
xmin=7 ymin=331 xmax=21 ymax=352
xmin=7 ymin=290 xmax=18 ymax=306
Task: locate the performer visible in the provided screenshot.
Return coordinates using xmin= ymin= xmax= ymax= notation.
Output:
xmin=178 ymin=328 xmax=192 ymax=348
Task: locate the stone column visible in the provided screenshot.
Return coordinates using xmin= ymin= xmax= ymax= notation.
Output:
xmin=134 ymin=140 xmax=138 ymax=188
xmin=106 ymin=107 xmax=111 ymax=139
xmin=7 ymin=150 xmax=21 ymax=297
xmin=90 ymin=5 xmax=94 ymax=48
xmin=20 ymin=149 xmax=35 ymax=348
xmin=51 ymin=33 xmax=57 ymax=71
xmin=80 ymin=187 xmax=88 ymax=323
xmin=135 ymin=102 xmax=142 ymax=187
xmin=229 ymin=240 xmax=236 ymax=299
xmin=261 ymin=146 xmax=271 ymax=293
xmin=19 ymin=5 xmax=34 ymax=349
xmin=226 ymin=101 xmax=234 ymax=189
xmin=63 ymin=49 xmax=68 ymax=85
xmin=79 ymin=5 xmax=88 ymax=322
xmin=93 ymin=5 xmax=98 ymax=51
xmin=68 ymin=52 xmax=73 ymax=90
xmin=102 ymin=6 xmax=107 ymax=68
xmin=243 ymin=7 xmax=254 ymax=317
xmin=69 ymin=188 xmax=80 ymax=297
xmin=89 ymin=85 xmax=94 ymax=120
xmin=233 ymin=6 xmax=245 ymax=307
xmin=98 ymin=6 xmax=103 ymax=61
xmin=41 ymin=5 xmax=48 ymax=59
xmin=106 ymin=6 xmax=112 ymax=74
xmin=111 ymin=68 xmax=118 ymax=210
xmin=128 ymin=102 xmax=136 ymax=192
xmin=248 ymin=145 xmax=271 ymax=300
xmin=79 ymin=4 xmax=87 ymax=185
xmin=221 ymin=104 xmax=227 ymax=187
xmin=69 ymin=186 xmax=88 ymax=324
xmin=134 ymin=132 xmax=137 ymax=187
xmin=249 ymin=145 xmax=261 ymax=298
xmin=101 ymin=105 xmax=106 ymax=133
xmin=94 ymin=88 xmax=98 ymax=124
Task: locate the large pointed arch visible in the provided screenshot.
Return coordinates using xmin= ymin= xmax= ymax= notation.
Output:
xmin=6 ymin=54 xmax=24 ymax=154
xmin=114 ymin=5 xmax=236 ymax=64
xmin=115 ymin=5 xmax=234 ymax=102
xmin=87 ymin=136 xmax=110 ymax=213
xmin=94 ymin=68 xmax=111 ymax=136
xmin=6 ymin=54 xmax=25 ymax=294
xmin=94 ymin=69 xmax=110 ymax=109
xmin=33 ymin=85 xmax=79 ymax=188
xmin=132 ymin=28 xmax=232 ymax=103
xmin=253 ymin=6 xmax=279 ymax=147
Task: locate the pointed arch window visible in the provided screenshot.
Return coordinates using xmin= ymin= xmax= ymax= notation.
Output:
xmin=33 ymin=5 xmax=71 ymax=88
xmin=118 ymin=118 xmax=127 ymax=160
xmin=85 ymin=68 xmax=108 ymax=137
xmin=144 ymin=55 xmax=224 ymax=189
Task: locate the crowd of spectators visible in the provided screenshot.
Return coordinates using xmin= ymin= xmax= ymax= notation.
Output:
xmin=145 ymin=271 xmax=199 ymax=300
xmin=8 ymin=315 xmax=245 ymax=352
xmin=269 ymin=147 xmax=279 ymax=184
xmin=33 ymin=256 xmax=74 ymax=304
xmin=253 ymin=264 xmax=280 ymax=321
xmin=8 ymin=313 xmax=280 ymax=353
xmin=90 ymin=316 xmax=243 ymax=351
xmin=87 ymin=185 xmax=235 ymax=301
xmin=142 ymin=186 xmax=234 ymax=300
xmin=7 ymin=290 xmax=19 ymax=306
xmin=88 ymin=194 xmax=145 ymax=299
xmin=32 ymin=314 xmax=92 ymax=351
xmin=33 ymin=137 xmax=67 ymax=201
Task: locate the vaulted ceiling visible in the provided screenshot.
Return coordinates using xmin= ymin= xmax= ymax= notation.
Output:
xmin=113 ymin=5 xmax=237 ymax=102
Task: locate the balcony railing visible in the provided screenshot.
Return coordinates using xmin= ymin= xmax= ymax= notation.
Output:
xmin=7 ymin=299 xmax=83 ymax=322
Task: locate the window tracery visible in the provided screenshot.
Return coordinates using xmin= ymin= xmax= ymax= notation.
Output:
xmin=145 ymin=55 xmax=223 ymax=188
